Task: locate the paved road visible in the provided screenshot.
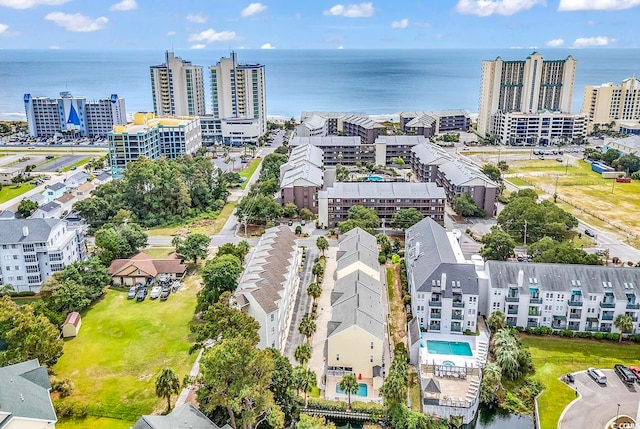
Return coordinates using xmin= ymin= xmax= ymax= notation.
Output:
xmin=283 ymin=247 xmax=318 ymax=362
xmin=559 ymin=369 xmax=640 ymax=429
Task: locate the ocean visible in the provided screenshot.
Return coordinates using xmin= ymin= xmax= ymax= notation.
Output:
xmin=1 ymin=48 xmax=639 ymax=121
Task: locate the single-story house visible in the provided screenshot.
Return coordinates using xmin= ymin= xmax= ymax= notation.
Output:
xmin=26 ymin=192 xmax=47 ymax=206
xmin=64 ymin=171 xmax=90 ymax=190
xmin=93 ymin=171 xmax=113 ymax=185
xmin=55 ymin=193 xmax=76 ymax=214
xmin=31 ymin=201 xmax=62 ymax=219
xmin=133 ymin=404 xmax=229 ymax=429
xmin=62 ymin=312 xmax=81 ymax=338
xmin=43 ymin=182 xmax=66 ymax=203
xmin=108 ymin=252 xmax=187 ymax=286
xmin=74 ymin=181 xmax=94 ymax=198
xmin=0 ymin=167 xmax=23 ymax=185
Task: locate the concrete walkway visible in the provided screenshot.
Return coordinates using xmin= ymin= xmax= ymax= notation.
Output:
xmin=174 ymin=348 xmax=204 ymax=407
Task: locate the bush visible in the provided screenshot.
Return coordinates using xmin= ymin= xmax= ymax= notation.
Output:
xmin=464 ymin=329 xmax=473 ymax=335
xmin=574 ymin=331 xmax=592 ymax=338
xmin=305 ymin=397 xmax=347 ymax=412
xmin=593 ymin=332 xmax=604 ymax=340
xmin=559 ymin=329 xmax=574 ymax=338
xmin=17 ymin=291 xmax=36 ymax=296
xmin=351 ymin=401 xmax=385 ymax=418
xmin=51 ymin=377 xmax=75 ymax=398
xmin=605 ymin=333 xmax=620 ymax=341
xmin=378 ymin=252 xmax=387 ymax=264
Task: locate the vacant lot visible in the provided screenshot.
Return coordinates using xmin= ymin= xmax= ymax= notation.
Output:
xmin=0 ymin=183 xmax=35 ymax=203
xmin=146 ymin=202 xmax=237 ymax=237
xmin=53 ymin=272 xmax=201 ymax=424
xmin=509 ymin=159 xmax=640 ymax=238
xmin=522 ymin=335 xmax=640 ymax=429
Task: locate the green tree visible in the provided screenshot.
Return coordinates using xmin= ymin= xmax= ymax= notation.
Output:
xmin=297 ymin=414 xmax=336 ymax=429
xmin=199 ymin=254 xmax=243 ymax=310
xmin=307 ymin=282 xmax=322 ymax=301
xmin=311 ymin=262 xmax=324 ymax=281
xmin=376 ymin=233 xmax=392 ymax=255
xmin=94 ymin=222 xmax=148 ymax=264
xmin=316 ymin=236 xmax=329 ymax=256
xmin=283 ymin=202 xmax=298 ymax=218
xmin=389 ymin=208 xmax=424 ymax=230
xmin=198 ymin=336 xmax=282 ymax=429
xmin=481 ymin=163 xmax=503 ymax=183
xmin=299 ymin=208 xmax=314 ymax=221
xmin=267 ymin=348 xmax=297 ymax=427
xmin=479 ymin=362 xmax=504 ymax=407
xmin=0 ymin=296 xmax=64 ymax=367
xmin=529 ymin=237 xmax=601 ymax=265
xmin=194 ymin=292 xmax=260 ymax=347
xmin=294 ymin=343 xmax=312 ymax=367
xmin=292 ymin=365 xmax=317 ymax=408
xmin=613 ymin=154 xmax=640 ymax=174
xmin=337 ymin=373 xmax=359 ymax=411
xmin=390 ymin=156 xmax=405 ymax=166
xmin=217 ymin=241 xmax=250 ymax=263
xmin=337 ymin=205 xmax=380 ymax=234
xmin=299 ymin=316 xmax=317 ymax=343
xmin=498 ymin=197 xmax=577 ymax=243
xmin=17 ymin=199 xmax=38 ymax=217
xmin=452 ymin=193 xmax=485 ymax=217
xmin=39 ymin=279 xmax=90 ymax=320
xmin=614 ymin=314 xmax=634 ymax=341
xmin=509 ymin=188 xmax=538 ymax=202
xmin=236 ymin=194 xmax=283 ymax=224
xmin=380 ymin=347 xmax=409 ymax=406
xmin=487 ymin=310 xmax=507 ymax=333
xmin=497 ymin=160 xmax=509 ymax=172
xmin=155 ymin=368 xmax=181 ymax=412
xmin=173 ymin=233 xmax=210 ymax=263
xmin=602 ymin=148 xmax=620 ymax=165
xmin=480 ymin=227 xmax=516 ymax=261
xmin=0 ymin=284 xmax=14 ymax=296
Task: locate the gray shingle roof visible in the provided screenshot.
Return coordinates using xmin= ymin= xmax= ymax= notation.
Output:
xmin=290 ymin=136 xmax=362 ymax=147
xmin=332 ymin=269 xmax=380 ymax=305
xmin=341 ymin=114 xmax=384 ymax=129
xmin=328 ymin=293 xmax=384 ymax=340
xmin=405 ymin=217 xmax=478 ymax=296
xmin=438 ymin=159 xmax=498 ymax=188
xmin=374 ymin=135 xmax=428 ymax=146
xmin=487 ymin=261 xmax=640 ymax=300
xmin=0 ymin=359 xmax=57 ymax=424
xmin=280 ymin=164 xmax=323 ymax=188
xmin=38 ymin=201 xmax=61 ymax=213
xmin=337 ymin=243 xmax=379 ymax=274
xmin=132 ymin=404 xmax=223 ymax=429
xmin=325 ymin=182 xmax=446 ymax=200
xmin=47 ymin=182 xmax=65 ymax=192
xmin=0 ymin=218 xmax=60 ymax=244
xmin=411 ymin=142 xmax=453 ymax=165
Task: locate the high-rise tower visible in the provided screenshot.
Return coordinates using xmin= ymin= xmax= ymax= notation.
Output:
xmin=150 ymin=51 xmax=205 ymax=117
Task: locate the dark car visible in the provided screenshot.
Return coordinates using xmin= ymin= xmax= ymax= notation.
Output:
xmin=288 ymin=219 xmax=293 ymax=226
xmin=584 ymin=229 xmax=596 ymax=238
xmin=614 ymin=364 xmax=636 ymax=386
xmin=127 ymin=286 xmax=137 ymax=299
xmin=566 ymin=373 xmax=575 ymax=383
xmin=160 ymin=289 xmax=170 ymax=301
xmin=136 ymin=288 xmax=147 ymax=302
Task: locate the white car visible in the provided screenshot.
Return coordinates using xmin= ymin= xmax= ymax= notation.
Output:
xmin=150 ymin=286 xmax=162 ymax=300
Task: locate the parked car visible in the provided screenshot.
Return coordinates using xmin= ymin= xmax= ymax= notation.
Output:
xmin=587 ymin=367 xmax=607 ymax=384
xmin=127 ymin=286 xmax=137 ymax=299
xmin=136 ymin=288 xmax=147 ymax=302
xmin=556 ymin=157 xmax=564 ymax=163
xmin=614 ymin=364 xmax=636 ymax=386
xmin=287 ymin=219 xmax=293 ymax=226
xmin=628 ymin=366 xmax=640 ymax=382
xmin=301 ymin=219 xmax=306 ymax=226
xmin=150 ymin=286 xmax=162 ymax=299
xmin=584 ymin=229 xmax=596 ymax=238
xmin=160 ymin=289 xmax=170 ymax=301
xmin=171 ymin=281 xmax=180 ymax=293
xmin=566 ymin=373 xmax=575 ymax=383
xmin=45 ymin=155 xmax=54 ymax=160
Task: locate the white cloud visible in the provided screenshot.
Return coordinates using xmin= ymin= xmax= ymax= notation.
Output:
xmin=188 ymin=28 xmax=237 ymax=43
xmin=323 ymin=2 xmax=375 ymax=18
xmin=45 ymin=12 xmax=108 ymax=32
xmin=573 ymin=36 xmax=615 ymax=47
xmin=0 ymin=0 xmax=69 ymax=9
xmin=260 ymin=42 xmax=276 ymax=49
xmin=49 ymin=45 xmax=60 ymax=49
xmin=337 ymin=45 xmax=344 ymax=49
xmin=110 ymin=0 xmax=137 ymax=11
xmin=0 ymin=24 xmax=8 ymax=35
xmin=166 ymin=30 xmax=176 ymax=36
xmin=186 ymin=13 xmax=207 ymax=23
xmin=241 ymin=3 xmax=267 ymax=17
xmin=559 ymin=0 xmax=640 ymax=11
xmin=546 ymin=38 xmax=564 ymax=46
xmin=391 ymin=18 xmax=409 ymax=28
xmin=455 ymin=0 xmax=545 ymax=16
xmin=190 ymin=44 xmax=206 ymax=49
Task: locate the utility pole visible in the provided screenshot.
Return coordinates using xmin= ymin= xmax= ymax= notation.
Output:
xmin=523 ymin=220 xmax=528 ymax=257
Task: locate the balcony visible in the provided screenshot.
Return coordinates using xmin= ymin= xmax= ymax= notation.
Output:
xmin=530 ymin=297 xmax=543 ymax=304
xmin=567 ymin=300 xmax=583 ymax=307
xmin=429 ymin=300 xmax=442 ymax=307
xmin=599 ymin=301 xmax=616 ymax=309
xmin=505 ymin=296 xmax=520 ymax=302
xmin=452 ymin=301 xmax=465 ymax=308
xmin=507 ymin=308 xmax=519 ymax=315
xmin=451 ymin=312 xmax=463 ymax=320
xmin=627 ymin=303 xmax=640 ymax=310
xmin=507 ymin=320 xmax=517 ymax=327
xmin=586 ymin=326 xmax=599 ymax=332
xmin=528 ymin=309 xmax=541 ymax=317
xmin=600 ymin=326 xmax=612 ymax=333
xmin=430 ymin=313 xmax=441 ymax=319
xmin=601 ymin=314 xmax=614 ymax=321
xmin=568 ymin=324 xmax=580 ymax=331
xmin=527 ymin=321 xmax=539 ymax=328
xmin=569 ymin=312 xmax=582 ymax=320
xmin=429 ymin=324 xmax=441 ymax=332
xmin=451 ymin=325 xmax=462 ymax=333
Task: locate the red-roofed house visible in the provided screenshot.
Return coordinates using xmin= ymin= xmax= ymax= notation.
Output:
xmin=108 ymin=252 xmax=187 ymax=286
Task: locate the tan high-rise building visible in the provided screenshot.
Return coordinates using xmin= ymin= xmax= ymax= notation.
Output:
xmin=477 ymin=52 xmax=577 ymax=137
xmin=150 ymin=51 xmax=205 ymax=117
xmin=582 ymin=77 xmax=640 ymax=132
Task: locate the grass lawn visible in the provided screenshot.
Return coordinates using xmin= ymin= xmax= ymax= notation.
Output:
xmin=0 ymin=182 xmax=36 ymax=203
xmin=146 ymin=202 xmax=237 ymax=237
xmin=506 ymin=176 xmax=532 ymax=187
xmin=239 ymin=159 xmax=261 ymax=189
xmin=53 ymin=272 xmax=201 ymax=420
xmin=57 ymin=417 xmax=133 ymax=429
xmin=11 ymin=296 xmax=41 ymax=306
xmin=509 ymin=159 xmax=640 ymax=237
xmin=409 ymin=368 xmax=421 ymax=412
xmin=143 ymin=246 xmax=175 ymax=259
xmin=61 ymin=156 xmax=92 ymax=172
xmin=521 ymin=335 xmax=640 ymax=429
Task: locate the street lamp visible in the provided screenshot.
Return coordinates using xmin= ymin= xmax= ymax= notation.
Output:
xmin=616 ymin=403 xmax=620 ymax=428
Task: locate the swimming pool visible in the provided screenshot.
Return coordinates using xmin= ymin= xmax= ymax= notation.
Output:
xmin=427 ymin=340 xmax=473 ymax=356
xmin=365 ymin=175 xmax=383 ymax=182
xmin=336 ymin=383 xmax=368 ymax=396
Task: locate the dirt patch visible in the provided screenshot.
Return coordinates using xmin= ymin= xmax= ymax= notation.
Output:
xmin=387 ymin=263 xmax=407 ymax=351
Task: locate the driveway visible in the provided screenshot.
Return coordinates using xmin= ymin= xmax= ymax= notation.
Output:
xmin=559 ymin=369 xmax=640 ymax=429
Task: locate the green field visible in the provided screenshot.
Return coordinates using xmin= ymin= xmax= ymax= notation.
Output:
xmin=143 ymin=246 xmax=175 ymax=259
xmin=57 ymin=417 xmax=132 ymax=429
xmin=0 ymin=183 xmax=36 ymax=203
xmin=522 ymin=335 xmax=640 ymax=429
xmin=505 ymin=176 xmax=532 ymax=187
xmin=146 ymin=202 xmax=237 ymax=237
xmin=239 ymin=158 xmax=261 ymax=189
xmin=53 ymin=275 xmax=201 ymax=422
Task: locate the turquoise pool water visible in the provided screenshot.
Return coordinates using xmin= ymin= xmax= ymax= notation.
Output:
xmin=336 ymin=383 xmax=368 ymax=396
xmin=427 ymin=340 xmax=473 ymax=356
xmin=365 ymin=175 xmax=383 ymax=181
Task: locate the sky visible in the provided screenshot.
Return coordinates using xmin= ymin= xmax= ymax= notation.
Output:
xmin=0 ymin=0 xmax=639 ymax=50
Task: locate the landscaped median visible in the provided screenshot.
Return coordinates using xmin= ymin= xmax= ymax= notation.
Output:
xmin=52 ymin=271 xmax=201 ymax=427
xmin=522 ymin=335 xmax=640 ymax=429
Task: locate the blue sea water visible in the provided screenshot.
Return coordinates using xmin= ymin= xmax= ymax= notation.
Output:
xmin=1 ymin=48 xmax=639 ymax=121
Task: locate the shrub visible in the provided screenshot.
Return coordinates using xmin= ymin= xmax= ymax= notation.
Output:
xmin=305 ymin=397 xmax=347 ymax=412
xmin=351 ymin=401 xmax=385 ymax=419
xmin=378 ymin=252 xmax=387 ymax=264
xmin=575 ymin=331 xmax=592 ymax=339
xmin=17 ymin=291 xmax=36 ymax=296
xmin=51 ymin=377 xmax=75 ymax=398
xmin=593 ymin=332 xmax=604 ymax=340
xmin=605 ymin=333 xmax=620 ymax=341
xmin=559 ymin=329 xmax=574 ymax=338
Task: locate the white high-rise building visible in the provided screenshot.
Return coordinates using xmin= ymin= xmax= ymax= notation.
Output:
xmin=208 ymin=52 xmax=267 ymax=140
xmin=150 ymin=51 xmax=206 ymax=117
xmin=24 ymin=92 xmax=126 ymax=138
xmin=477 ymin=52 xmax=577 ymax=138
xmin=582 ymin=77 xmax=640 ymax=132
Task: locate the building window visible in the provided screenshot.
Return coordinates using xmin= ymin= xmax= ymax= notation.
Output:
xmin=336 ymin=354 xmax=339 ymax=361
xmin=370 ymin=355 xmax=374 ymax=363
xmin=370 ymin=342 xmax=374 ymax=349
xmin=270 ymin=314 xmax=275 ymax=322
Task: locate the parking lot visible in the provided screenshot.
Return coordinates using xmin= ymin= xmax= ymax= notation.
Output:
xmin=559 ymin=369 xmax=640 ymax=429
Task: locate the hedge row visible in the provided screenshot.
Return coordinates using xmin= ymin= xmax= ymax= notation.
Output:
xmin=516 ymin=326 xmax=630 ymax=342
xmin=2 ymin=291 xmax=37 ymax=297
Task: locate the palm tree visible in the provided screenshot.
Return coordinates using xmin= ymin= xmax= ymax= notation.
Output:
xmin=487 ymin=310 xmax=507 ymax=333
xmin=614 ymin=314 xmax=634 ymax=342
xmin=406 ymin=171 xmax=413 ymax=182
xmin=155 ymin=368 xmax=181 ymax=412
xmin=293 ymin=366 xmax=317 ymax=407
xmin=294 ymin=343 xmax=312 ymax=366
xmin=380 ymin=372 xmax=406 ymax=406
xmin=316 ymin=236 xmax=329 ymax=257
xmin=338 ymin=373 xmax=359 ymax=410
xmin=0 ymin=283 xmax=14 ymax=296
xmin=299 ymin=316 xmax=317 ymax=343
xmin=307 ymin=282 xmax=322 ymax=301
xmin=312 ymin=263 xmax=324 ymax=281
